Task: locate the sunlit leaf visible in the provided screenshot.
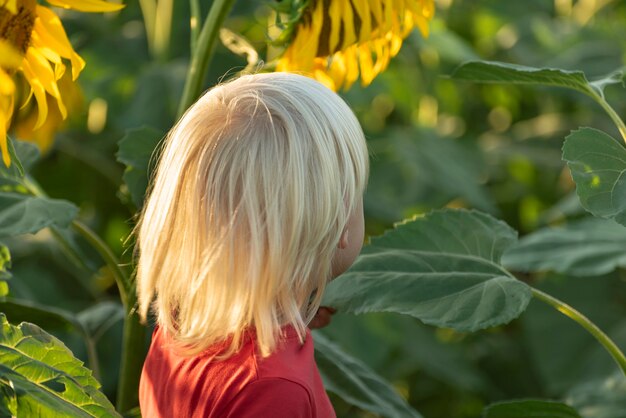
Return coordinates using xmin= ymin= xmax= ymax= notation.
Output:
xmin=450 ymin=61 xmax=596 ymax=97
xmin=0 ymin=314 xmax=120 ymax=417
xmin=314 ymin=332 xmax=422 ymax=418
xmin=562 ymin=128 xmax=626 ymax=226
xmin=483 ymin=399 xmax=581 ymax=418
xmin=502 ymin=217 xmax=626 ymax=276
xmin=0 ymin=193 xmax=78 ymax=237
xmin=324 ymin=210 xmax=531 ymax=332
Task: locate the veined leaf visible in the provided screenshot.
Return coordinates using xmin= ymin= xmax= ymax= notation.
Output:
xmin=0 ymin=138 xmax=40 ymax=182
xmin=562 ymin=128 xmax=626 ymax=227
xmin=314 ymin=332 xmax=422 ymax=418
xmin=0 ymin=193 xmax=78 ymax=237
xmin=483 ymin=399 xmax=581 ymax=418
xmin=502 ymin=217 xmax=626 ymax=276
xmin=450 ymin=61 xmax=596 ymax=97
xmin=323 ymin=210 xmax=531 ymax=332
xmin=0 ymin=314 xmax=120 ymax=417
xmin=117 ymin=126 xmax=164 ymax=208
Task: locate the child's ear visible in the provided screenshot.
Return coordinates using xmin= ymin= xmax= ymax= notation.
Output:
xmin=338 ymin=228 xmax=349 ymax=249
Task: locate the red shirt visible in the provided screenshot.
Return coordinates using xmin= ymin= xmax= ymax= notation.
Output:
xmin=139 ymin=325 xmax=336 ymax=418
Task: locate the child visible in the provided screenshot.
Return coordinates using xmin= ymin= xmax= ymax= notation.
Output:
xmin=136 ymin=72 xmax=369 ymax=417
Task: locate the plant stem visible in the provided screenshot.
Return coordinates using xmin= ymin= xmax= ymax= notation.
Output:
xmin=589 ymin=91 xmax=626 ymax=144
xmin=531 ymin=287 xmax=626 ymax=376
xmin=177 ymin=0 xmax=237 ymax=117
xmin=189 ymin=0 xmax=201 ymax=52
xmin=22 ymin=175 xmax=145 ymax=412
xmin=115 ymin=300 xmax=147 ymax=413
xmin=597 ymin=98 xmax=626 ymax=144
xmin=71 ymin=220 xmax=130 ymax=307
xmin=139 ymin=0 xmax=157 ymax=57
xmin=154 ymin=0 xmax=174 ymax=61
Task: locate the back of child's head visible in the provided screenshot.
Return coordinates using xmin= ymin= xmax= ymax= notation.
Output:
xmin=136 ymin=72 xmax=369 ymax=357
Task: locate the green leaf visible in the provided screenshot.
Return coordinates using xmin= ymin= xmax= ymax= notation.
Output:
xmin=365 ymin=209 xmax=516 ymax=260
xmin=0 ymin=314 xmax=120 ymax=417
xmin=483 ymin=399 xmax=581 ymax=418
xmin=0 ymin=193 xmax=78 ymax=237
xmin=117 ymin=127 xmax=164 ymax=208
xmin=502 ymin=217 xmax=626 ymax=276
xmin=0 ymin=138 xmax=40 ymax=182
xmin=5 ymin=136 xmax=24 ymax=178
xmin=0 ymin=376 xmax=17 ymax=417
xmin=450 ymin=61 xmax=596 ymax=97
xmin=314 ymin=332 xmax=422 ymax=418
xmin=0 ymin=298 xmax=85 ymax=335
xmin=566 ymin=372 xmax=626 ymax=418
xmin=562 ymin=128 xmax=626 ymax=226
xmin=323 ymin=210 xmax=531 ymax=332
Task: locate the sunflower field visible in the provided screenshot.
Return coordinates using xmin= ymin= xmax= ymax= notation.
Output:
xmin=1 ymin=0 xmax=626 ymax=417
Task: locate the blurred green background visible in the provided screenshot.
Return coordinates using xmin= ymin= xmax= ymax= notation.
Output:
xmin=6 ymin=0 xmax=626 ymax=416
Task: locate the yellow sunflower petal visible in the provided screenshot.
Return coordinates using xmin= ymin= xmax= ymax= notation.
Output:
xmin=20 ymin=58 xmax=50 ymax=129
xmin=0 ymin=109 xmax=10 ymax=167
xmin=0 ymin=70 xmax=15 ymax=96
xmin=30 ymin=29 xmax=63 ymax=65
xmin=368 ymin=0 xmax=384 ymax=28
xmin=340 ymin=1 xmax=357 ymax=49
xmin=35 ymin=6 xmax=86 ymax=80
xmin=358 ymin=44 xmax=375 ymax=86
xmin=0 ymin=40 xmax=23 ymax=69
xmin=328 ymin=0 xmax=341 ymax=53
xmin=342 ymin=46 xmax=359 ymax=90
xmin=2 ymin=0 xmax=17 ymax=14
xmin=44 ymin=0 xmax=124 ymax=13
xmin=352 ymin=0 xmax=372 ymax=42
xmin=328 ymin=55 xmax=346 ymax=91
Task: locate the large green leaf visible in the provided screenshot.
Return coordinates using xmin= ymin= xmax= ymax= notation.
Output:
xmin=562 ymin=128 xmax=626 ymax=226
xmin=0 ymin=192 xmax=78 ymax=237
xmin=0 ymin=314 xmax=120 ymax=417
xmin=450 ymin=61 xmax=597 ymax=97
xmin=314 ymin=332 xmax=422 ymax=418
xmin=483 ymin=400 xmax=581 ymax=418
xmin=502 ymin=217 xmax=626 ymax=276
xmin=117 ymin=127 xmax=164 ymax=208
xmin=323 ymin=210 xmax=531 ymax=332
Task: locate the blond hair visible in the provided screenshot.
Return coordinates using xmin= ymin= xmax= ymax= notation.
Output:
xmin=135 ymin=72 xmax=368 ymax=357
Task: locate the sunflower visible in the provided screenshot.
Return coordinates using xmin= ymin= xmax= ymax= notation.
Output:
xmin=0 ymin=0 xmax=124 ymax=168
xmin=273 ymin=0 xmax=435 ymax=91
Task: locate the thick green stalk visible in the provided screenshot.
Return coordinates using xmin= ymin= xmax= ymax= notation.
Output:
xmin=71 ymin=220 xmax=130 ymax=307
xmin=139 ymin=0 xmax=157 ymax=56
xmin=177 ymin=0 xmax=237 ymax=117
xmin=23 ymin=175 xmax=144 ymax=412
xmin=154 ymin=0 xmax=175 ymax=61
xmin=115 ymin=294 xmax=147 ymax=413
xmin=190 ymin=0 xmax=201 ymax=52
xmin=531 ymin=287 xmax=626 ymax=376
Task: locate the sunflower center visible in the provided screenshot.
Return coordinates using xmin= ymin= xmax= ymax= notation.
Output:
xmin=0 ymin=0 xmax=36 ymax=56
